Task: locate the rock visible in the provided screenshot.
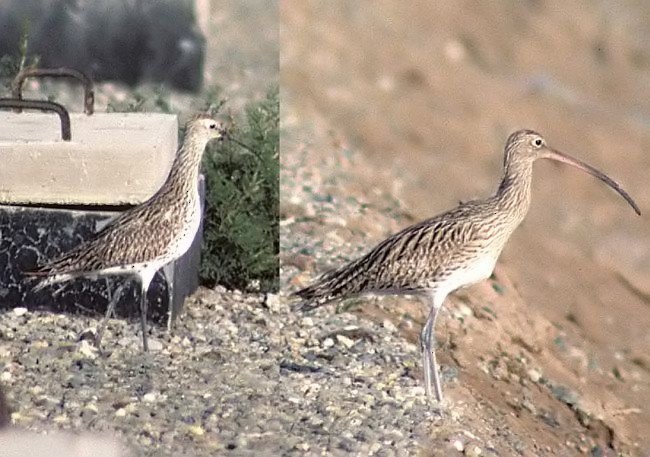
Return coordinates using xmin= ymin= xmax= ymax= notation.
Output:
xmin=147 ymin=339 xmax=164 ymax=352
xmin=266 ymin=293 xmax=283 ymax=312
xmin=77 ymin=341 xmax=98 ymax=359
xmin=142 ymin=392 xmax=158 ymax=403
xmin=336 ymin=334 xmax=355 ymax=349
xmin=527 ymin=369 xmax=541 ymax=383
xmin=187 ymin=425 xmax=205 ymax=436
xmin=12 ymin=307 xmax=28 ymax=317
xmin=382 ymin=319 xmax=397 ymax=332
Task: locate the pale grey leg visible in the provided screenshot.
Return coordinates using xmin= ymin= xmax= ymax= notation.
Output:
xmin=163 ymin=264 xmax=175 ymax=332
xmin=94 ymin=281 xmax=127 ymax=351
xmin=420 ymin=304 xmax=443 ymax=401
xmin=139 ymin=277 xmax=149 ymax=352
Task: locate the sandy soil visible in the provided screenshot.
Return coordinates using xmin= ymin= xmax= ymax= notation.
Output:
xmin=281 ymin=1 xmax=649 ymax=455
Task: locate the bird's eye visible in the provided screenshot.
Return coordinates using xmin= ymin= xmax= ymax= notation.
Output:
xmin=533 ymin=138 xmax=543 ymax=147
xmin=209 ymin=123 xmax=216 ymax=129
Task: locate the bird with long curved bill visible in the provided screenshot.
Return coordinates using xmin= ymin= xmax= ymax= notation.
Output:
xmin=293 ymin=130 xmax=640 ymax=402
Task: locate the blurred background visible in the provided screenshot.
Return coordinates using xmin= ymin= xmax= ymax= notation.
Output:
xmin=282 ymin=0 xmax=648 ymax=452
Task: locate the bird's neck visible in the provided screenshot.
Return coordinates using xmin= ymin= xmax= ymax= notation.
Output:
xmin=494 ymin=161 xmax=534 ymax=221
xmin=163 ymin=133 xmax=209 ymax=196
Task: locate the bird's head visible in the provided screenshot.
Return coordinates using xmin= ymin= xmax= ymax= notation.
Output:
xmin=503 ymin=129 xmax=640 ymax=215
xmin=186 ymin=114 xmax=226 ymax=142
xmin=503 ymin=129 xmax=550 ymax=166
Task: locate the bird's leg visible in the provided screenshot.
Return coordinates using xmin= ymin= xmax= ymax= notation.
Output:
xmin=94 ymin=281 xmax=127 ymax=351
xmin=139 ymin=276 xmax=149 ymax=352
xmin=420 ymin=303 xmax=443 ymax=402
xmin=162 ymin=264 xmax=175 ymax=332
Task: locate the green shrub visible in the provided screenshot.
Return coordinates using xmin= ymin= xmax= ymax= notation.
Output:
xmin=199 ymin=87 xmax=279 ymax=292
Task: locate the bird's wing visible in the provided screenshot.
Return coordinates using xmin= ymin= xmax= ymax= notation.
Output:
xmin=293 ymin=203 xmax=488 ymax=309
xmin=28 ymin=203 xmax=173 ymax=277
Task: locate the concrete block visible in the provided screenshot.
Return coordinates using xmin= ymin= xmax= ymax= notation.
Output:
xmin=0 ymin=177 xmax=205 ymax=325
xmin=0 ymin=108 xmax=201 ymax=325
xmin=0 ymin=112 xmax=178 ymax=205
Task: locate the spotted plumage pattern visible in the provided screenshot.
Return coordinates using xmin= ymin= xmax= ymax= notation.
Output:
xmin=293 ymin=129 xmax=640 ymax=401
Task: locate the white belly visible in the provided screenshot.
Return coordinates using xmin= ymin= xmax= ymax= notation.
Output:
xmin=435 ymin=253 xmax=498 ymax=299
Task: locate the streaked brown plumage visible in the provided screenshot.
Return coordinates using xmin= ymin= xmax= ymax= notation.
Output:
xmin=294 ymin=129 xmax=640 ymax=401
xmin=28 ymin=115 xmax=225 ymax=351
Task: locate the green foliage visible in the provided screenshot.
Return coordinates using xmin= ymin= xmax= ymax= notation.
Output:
xmin=200 ymin=87 xmax=279 ymax=292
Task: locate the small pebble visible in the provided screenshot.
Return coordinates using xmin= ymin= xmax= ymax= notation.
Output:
xmin=458 ymin=303 xmax=473 ymax=317
xmin=187 ymin=425 xmax=205 ymax=436
xmin=31 ymin=340 xmax=49 ymax=349
xmin=527 ymin=369 xmax=541 ymax=383
xmin=84 ymin=403 xmax=99 ymax=413
xmin=12 ymin=307 xmax=28 ymax=317
xmin=336 ymin=334 xmax=355 ymax=349
xmin=30 ymin=386 xmax=43 ymax=395
xmin=77 ymin=341 xmax=98 ymax=359
xmin=148 ymin=339 xmax=164 ymax=352
xmin=382 ymin=319 xmax=397 ymax=332
xmin=10 ymin=412 xmax=26 ymax=424
xmin=52 ymin=414 xmax=68 ymax=424
xmin=143 ymin=392 xmax=158 ymax=403
xmin=266 ymin=293 xmax=282 ymax=312
xmin=465 ymin=445 xmax=482 ymax=456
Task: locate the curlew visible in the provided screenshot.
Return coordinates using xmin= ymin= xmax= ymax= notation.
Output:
xmin=293 ymin=130 xmax=640 ymax=402
xmin=27 ymin=115 xmax=225 ymax=351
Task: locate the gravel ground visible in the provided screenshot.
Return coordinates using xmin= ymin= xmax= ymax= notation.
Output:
xmin=1 ymin=1 xmax=646 ymax=455
xmin=0 ymin=2 xmax=285 ymax=456
xmin=1 ymin=286 xmax=451 ymax=456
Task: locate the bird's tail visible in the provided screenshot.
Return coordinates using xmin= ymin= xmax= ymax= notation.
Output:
xmin=23 ymin=270 xmax=74 ymax=292
xmin=292 ymin=257 xmax=370 ymax=311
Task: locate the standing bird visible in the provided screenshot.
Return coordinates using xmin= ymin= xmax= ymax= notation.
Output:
xmin=293 ymin=130 xmax=640 ymax=402
xmin=28 ymin=115 xmax=225 ymax=351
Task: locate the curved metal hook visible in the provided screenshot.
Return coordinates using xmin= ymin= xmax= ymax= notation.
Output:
xmin=11 ymin=67 xmax=94 ymax=115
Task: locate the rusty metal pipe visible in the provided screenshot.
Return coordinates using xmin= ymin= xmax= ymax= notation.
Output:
xmin=11 ymin=67 xmax=94 ymax=115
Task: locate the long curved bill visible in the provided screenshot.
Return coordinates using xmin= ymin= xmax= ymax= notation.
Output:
xmin=543 ymin=148 xmax=641 ymax=215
